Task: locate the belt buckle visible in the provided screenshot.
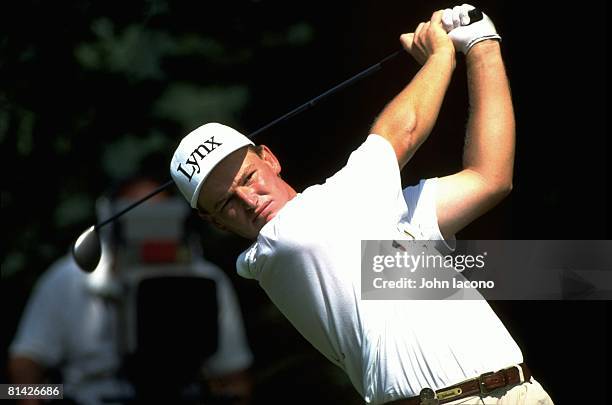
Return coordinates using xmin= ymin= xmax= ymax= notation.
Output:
xmin=478 ymin=372 xmax=495 ymax=395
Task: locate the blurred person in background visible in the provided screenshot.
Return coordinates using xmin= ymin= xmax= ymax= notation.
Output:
xmin=8 ymin=176 xmax=253 ymax=405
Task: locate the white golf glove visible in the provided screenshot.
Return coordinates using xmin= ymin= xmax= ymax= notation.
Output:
xmin=442 ymin=4 xmax=501 ymax=54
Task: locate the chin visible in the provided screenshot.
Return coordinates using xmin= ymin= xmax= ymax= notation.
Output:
xmin=239 ymin=230 xmax=258 ymax=240
xmin=266 ymin=210 xmax=277 ymax=222
xmin=245 ymin=223 xmax=264 ymax=240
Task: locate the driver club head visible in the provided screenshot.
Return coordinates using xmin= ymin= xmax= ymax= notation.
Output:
xmin=72 ymin=225 xmax=102 ymax=273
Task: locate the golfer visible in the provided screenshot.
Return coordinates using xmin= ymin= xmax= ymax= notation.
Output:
xmin=171 ymin=5 xmax=553 ymax=404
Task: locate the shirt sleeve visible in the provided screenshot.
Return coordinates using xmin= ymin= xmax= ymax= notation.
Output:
xmin=201 ymin=266 xmax=253 ymax=376
xmin=322 ymin=134 xmax=402 ymax=210
xmin=9 ymin=263 xmax=68 ymax=367
xmin=402 ymin=178 xmax=456 ymax=253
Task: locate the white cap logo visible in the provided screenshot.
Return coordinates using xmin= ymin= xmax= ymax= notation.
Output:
xmin=170 ymin=123 xmax=254 ymax=208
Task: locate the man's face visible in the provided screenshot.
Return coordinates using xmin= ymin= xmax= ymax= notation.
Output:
xmin=197 ymin=145 xmax=295 ymax=239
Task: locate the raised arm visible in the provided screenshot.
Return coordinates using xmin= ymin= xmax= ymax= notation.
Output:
xmin=371 ymin=11 xmax=456 ymax=169
xmin=436 ymin=7 xmax=515 ymax=239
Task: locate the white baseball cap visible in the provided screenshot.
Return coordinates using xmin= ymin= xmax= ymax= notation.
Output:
xmin=170 ymin=123 xmax=254 ymax=208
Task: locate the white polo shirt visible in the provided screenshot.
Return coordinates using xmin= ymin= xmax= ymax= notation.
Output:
xmin=238 ymin=134 xmax=522 ymax=404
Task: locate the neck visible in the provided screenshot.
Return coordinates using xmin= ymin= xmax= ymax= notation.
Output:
xmin=282 ymin=180 xmax=298 ymax=201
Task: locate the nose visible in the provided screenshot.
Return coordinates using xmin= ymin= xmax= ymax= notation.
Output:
xmin=235 ymin=186 xmax=258 ymax=211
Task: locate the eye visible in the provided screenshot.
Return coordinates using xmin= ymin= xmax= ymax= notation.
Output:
xmin=218 ymin=171 xmax=255 ymax=214
xmin=221 ymin=197 xmax=233 ymax=213
xmin=216 ymin=196 xmax=231 ymax=214
xmin=244 ymin=171 xmax=255 ymax=185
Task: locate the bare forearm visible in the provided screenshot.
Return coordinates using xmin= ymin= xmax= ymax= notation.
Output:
xmin=372 ymin=51 xmax=455 ymax=168
xmin=8 ymin=357 xmax=45 ymax=405
xmin=464 ymin=41 xmax=515 ymax=189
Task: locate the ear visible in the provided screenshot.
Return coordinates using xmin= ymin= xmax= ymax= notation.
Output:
xmin=197 ymin=209 xmax=228 ymax=231
xmin=259 ymin=144 xmax=281 ymax=175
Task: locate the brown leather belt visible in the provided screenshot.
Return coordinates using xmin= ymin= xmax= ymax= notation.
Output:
xmin=387 ymin=363 xmax=531 ymax=405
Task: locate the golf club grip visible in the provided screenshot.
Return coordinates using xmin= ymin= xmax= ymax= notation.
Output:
xmin=467 ymin=8 xmax=483 ymax=24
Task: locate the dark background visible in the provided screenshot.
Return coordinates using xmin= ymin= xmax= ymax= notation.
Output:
xmin=1 ymin=1 xmax=609 ymax=404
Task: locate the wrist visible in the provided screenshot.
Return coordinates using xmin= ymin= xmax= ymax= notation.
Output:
xmin=466 ymin=39 xmax=501 ymax=58
xmin=430 ymin=49 xmax=456 ymax=70
xmin=466 ymin=40 xmax=503 ymax=69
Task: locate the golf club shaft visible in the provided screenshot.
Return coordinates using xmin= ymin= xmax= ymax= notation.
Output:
xmin=244 ymin=10 xmax=484 ymax=139
xmin=94 ymin=49 xmax=407 ymax=229
xmin=95 ymin=179 xmax=175 ymax=229
xmin=247 ymin=49 xmax=403 ymax=139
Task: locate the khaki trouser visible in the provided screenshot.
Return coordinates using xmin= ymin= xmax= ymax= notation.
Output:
xmin=445 ymin=378 xmax=554 ymax=405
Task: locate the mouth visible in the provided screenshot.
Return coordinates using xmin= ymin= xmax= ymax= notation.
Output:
xmin=253 ymin=200 xmax=273 ymax=223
